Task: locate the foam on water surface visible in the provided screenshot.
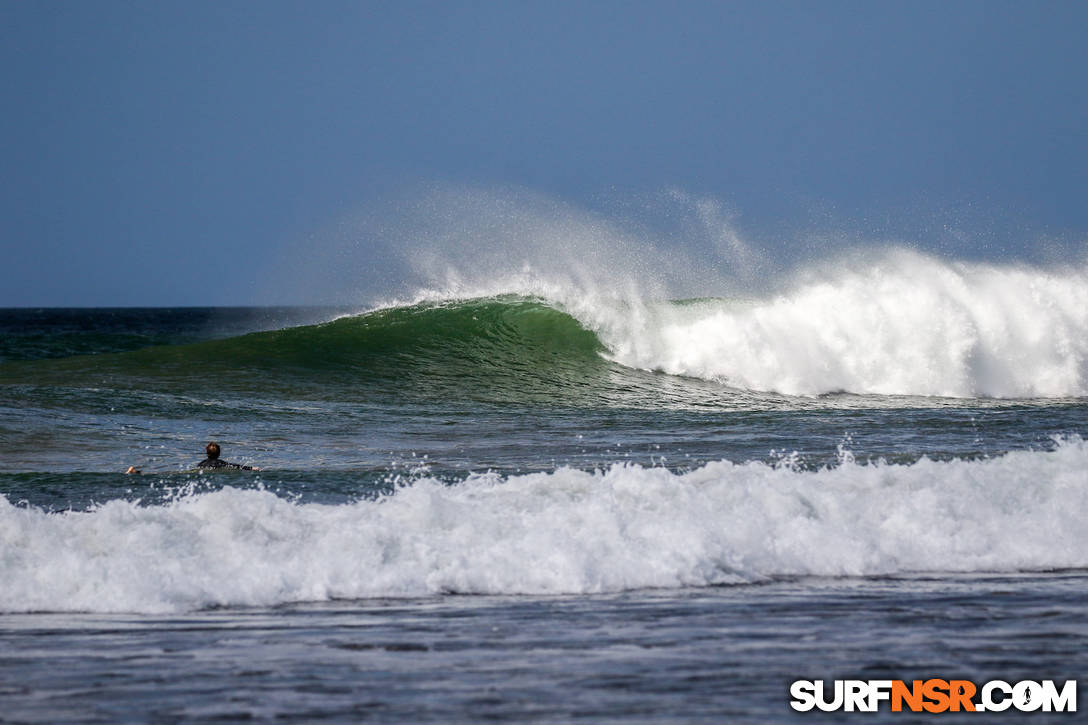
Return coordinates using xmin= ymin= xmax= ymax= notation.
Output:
xmin=2 ymin=438 xmax=1085 ymax=614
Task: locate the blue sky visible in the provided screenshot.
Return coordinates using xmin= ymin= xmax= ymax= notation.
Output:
xmin=1 ymin=0 xmax=1085 ymax=306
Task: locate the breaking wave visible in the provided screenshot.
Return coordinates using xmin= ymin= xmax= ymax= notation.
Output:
xmin=590 ymin=250 xmax=1088 ymax=397
xmin=4 ymin=250 xmax=1086 ymax=400
xmin=1 ymin=438 xmax=1085 ymax=613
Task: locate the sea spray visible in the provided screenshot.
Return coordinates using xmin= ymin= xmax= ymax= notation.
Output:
xmin=336 ymin=189 xmax=1088 ymax=398
xmin=2 ymin=438 xmax=1085 ymax=614
xmin=265 ymin=185 xmax=765 ymax=307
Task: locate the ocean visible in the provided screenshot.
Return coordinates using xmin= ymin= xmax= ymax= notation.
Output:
xmin=1 ymin=252 xmax=1086 ymax=721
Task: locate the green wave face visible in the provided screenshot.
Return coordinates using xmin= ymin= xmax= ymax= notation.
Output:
xmin=0 ymin=298 xmax=618 ymax=405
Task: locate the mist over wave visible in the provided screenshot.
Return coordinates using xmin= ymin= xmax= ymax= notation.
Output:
xmin=2 ymin=438 xmax=1084 ymax=614
xmin=269 ymin=185 xmax=1088 ymax=399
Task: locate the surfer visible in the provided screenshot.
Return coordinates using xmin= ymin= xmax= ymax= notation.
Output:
xmin=196 ymin=442 xmax=260 ymax=471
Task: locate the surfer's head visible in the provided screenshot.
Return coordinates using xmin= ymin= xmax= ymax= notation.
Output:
xmin=205 ymin=442 xmax=221 ymax=460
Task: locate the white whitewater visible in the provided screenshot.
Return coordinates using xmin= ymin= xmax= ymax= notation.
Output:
xmin=592 ymin=250 xmax=1088 ymax=397
xmin=2 ymin=438 xmax=1085 ymax=613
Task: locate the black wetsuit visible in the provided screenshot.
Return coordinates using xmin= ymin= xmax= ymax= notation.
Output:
xmin=196 ymin=458 xmax=253 ymax=470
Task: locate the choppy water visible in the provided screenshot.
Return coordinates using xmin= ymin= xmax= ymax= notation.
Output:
xmin=2 ymin=253 xmax=1086 ymax=720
